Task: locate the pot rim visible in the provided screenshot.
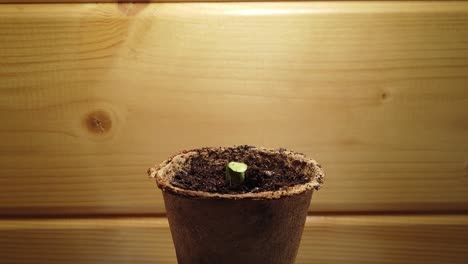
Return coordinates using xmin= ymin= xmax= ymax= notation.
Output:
xmin=148 ymin=146 xmax=324 ymax=200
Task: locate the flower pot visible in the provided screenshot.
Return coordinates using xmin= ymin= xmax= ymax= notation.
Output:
xmin=148 ymin=146 xmax=324 ymax=264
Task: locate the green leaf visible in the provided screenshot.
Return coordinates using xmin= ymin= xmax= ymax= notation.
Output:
xmin=226 ymin=161 xmax=248 ymax=186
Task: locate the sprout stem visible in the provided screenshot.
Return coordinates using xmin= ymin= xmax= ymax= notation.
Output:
xmin=225 ymin=161 xmax=248 ymax=186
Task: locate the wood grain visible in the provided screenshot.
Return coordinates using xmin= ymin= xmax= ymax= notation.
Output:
xmin=0 ymin=215 xmax=467 ymax=263
xmin=1 ymin=0 xmax=464 ymax=3
xmin=1 ymin=2 xmax=468 ymax=215
xmin=1 ymin=0 xmax=467 ymax=3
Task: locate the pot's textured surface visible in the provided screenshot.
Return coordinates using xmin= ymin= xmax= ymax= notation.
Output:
xmin=151 ymin=146 xmax=324 ymax=200
xmin=163 ymin=190 xmax=313 ymax=264
xmin=152 ymin=146 xmax=323 ymax=264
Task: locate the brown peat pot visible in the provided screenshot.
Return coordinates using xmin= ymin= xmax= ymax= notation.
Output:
xmin=148 ymin=146 xmax=324 ymax=264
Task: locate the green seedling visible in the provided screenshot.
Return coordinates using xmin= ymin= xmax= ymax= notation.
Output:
xmin=225 ymin=161 xmax=248 ymax=186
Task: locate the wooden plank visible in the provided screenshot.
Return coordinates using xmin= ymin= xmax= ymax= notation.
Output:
xmin=1 ymin=2 xmax=468 ymax=215
xmin=0 ymin=215 xmax=467 ymax=263
xmin=1 ymin=0 xmax=465 ymax=3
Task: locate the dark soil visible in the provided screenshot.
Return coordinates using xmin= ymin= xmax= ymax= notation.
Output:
xmin=170 ymin=146 xmax=311 ymax=194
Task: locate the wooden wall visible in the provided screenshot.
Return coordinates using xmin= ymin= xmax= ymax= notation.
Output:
xmin=1 ymin=1 xmax=468 ymax=263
